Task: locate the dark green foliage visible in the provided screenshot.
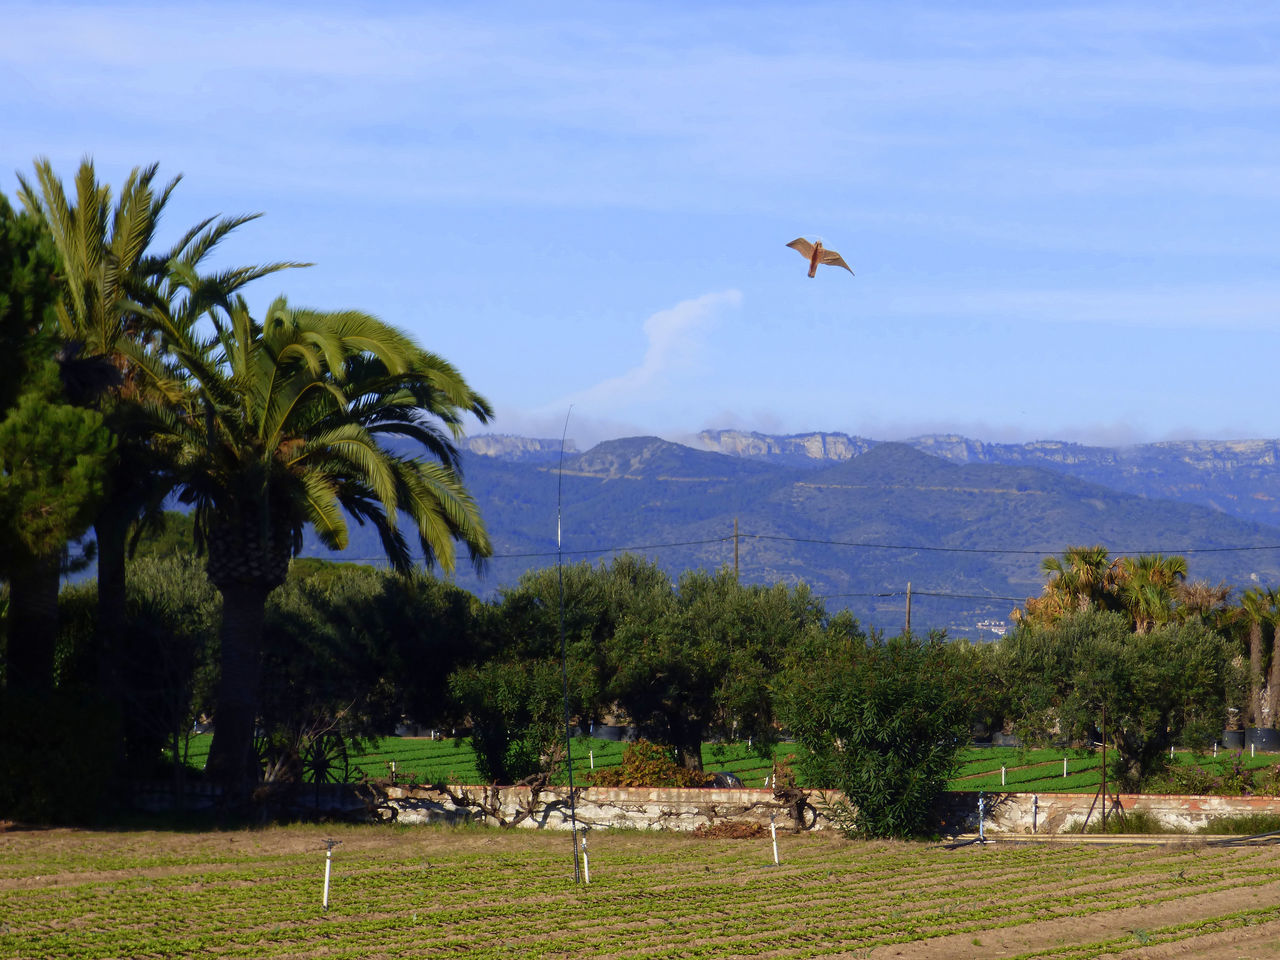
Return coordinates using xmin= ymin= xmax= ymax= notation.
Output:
xmin=777 ymin=620 xmax=973 ymax=838
xmin=449 ymin=655 xmax=576 ymax=783
xmin=0 ymin=688 xmax=118 ymax=822
xmin=128 ymin=510 xmax=197 ymax=563
xmin=0 ymin=192 xmax=58 ymax=410
xmin=605 ymin=565 xmax=824 ymax=769
xmin=116 ymin=555 xmax=220 ymax=778
xmin=0 ymin=385 xmax=113 ymax=560
xmin=0 ymin=193 xmax=114 ymax=694
xmin=1000 ymin=610 xmax=1239 ymax=790
xmin=258 ymin=566 xmax=479 ymax=785
xmin=447 ymin=556 xmax=666 ymax=784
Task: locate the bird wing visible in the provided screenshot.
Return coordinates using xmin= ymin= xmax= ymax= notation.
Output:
xmin=786 ymin=238 xmax=815 ymax=258
xmin=821 ymin=249 xmax=854 ymax=274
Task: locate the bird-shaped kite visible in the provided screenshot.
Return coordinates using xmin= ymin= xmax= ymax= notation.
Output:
xmin=786 ymin=237 xmax=854 ymax=277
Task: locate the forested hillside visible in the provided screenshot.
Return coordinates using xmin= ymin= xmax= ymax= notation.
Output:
xmin=319 ymin=434 xmax=1280 ymax=638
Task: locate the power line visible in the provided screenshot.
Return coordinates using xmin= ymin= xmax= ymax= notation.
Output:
xmin=483 ymin=532 xmax=1280 ymax=561
xmin=333 ymin=530 xmax=1280 ymax=563
xmin=491 ymin=536 xmax=731 ymax=560
xmin=816 ymin=590 xmax=1027 ymax=603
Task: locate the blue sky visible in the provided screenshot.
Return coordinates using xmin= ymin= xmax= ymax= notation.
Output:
xmin=4 ymin=2 xmax=1280 ymax=449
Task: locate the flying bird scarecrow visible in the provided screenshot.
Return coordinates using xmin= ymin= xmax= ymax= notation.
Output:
xmin=786 ymin=237 xmax=854 ymax=277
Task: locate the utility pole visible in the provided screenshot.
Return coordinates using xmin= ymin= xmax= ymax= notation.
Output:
xmin=905 ymin=581 xmax=912 ymax=635
xmin=734 ymin=518 xmax=739 ymax=581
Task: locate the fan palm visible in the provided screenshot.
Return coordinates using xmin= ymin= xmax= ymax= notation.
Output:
xmin=1117 ymin=554 xmax=1187 ymax=633
xmin=1234 ymin=588 xmax=1275 ymax=727
xmin=1020 ymin=545 xmax=1120 ymax=624
xmin=154 ymin=295 xmax=492 ymax=791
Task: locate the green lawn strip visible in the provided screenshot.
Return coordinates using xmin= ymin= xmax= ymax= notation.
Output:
xmin=955 ymin=746 xmax=1072 ymax=775
xmin=170 ymin=734 xmax=1280 ymax=796
xmin=959 ymin=766 xmax=1104 ymax=792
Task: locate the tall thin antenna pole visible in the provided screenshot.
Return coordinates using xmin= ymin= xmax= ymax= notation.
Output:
xmin=556 ymin=406 xmax=581 ymax=883
xmin=905 ymin=581 xmax=912 ymax=635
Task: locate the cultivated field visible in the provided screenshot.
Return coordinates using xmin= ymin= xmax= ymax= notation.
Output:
xmin=3 ymin=825 xmax=1280 ymax=959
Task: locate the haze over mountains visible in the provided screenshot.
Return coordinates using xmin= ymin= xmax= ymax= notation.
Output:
xmin=325 ymin=430 xmax=1280 ymax=640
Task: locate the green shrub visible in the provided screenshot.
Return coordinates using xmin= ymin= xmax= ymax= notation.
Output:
xmin=587 ymin=739 xmax=709 ymax=788
xmin=0 ymin=689 xmax=119 ymax=823
xmin=777 ymin=624 xmax=972 ymax=839
xmin=1074 ymin=809 xmax=1173 ymax=834
xmin=1197 ymin=813 xmax=1280 ymax=835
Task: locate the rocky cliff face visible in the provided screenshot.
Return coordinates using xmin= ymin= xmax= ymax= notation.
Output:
xmin=696 ymin=428 xmax=1280 ymax=530
xmin=463 ymin=434 xmax=577 ymax=461
xmin=696 ymin=429 xmax=876 ymax=464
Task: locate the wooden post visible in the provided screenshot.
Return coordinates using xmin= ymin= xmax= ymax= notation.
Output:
xmin=905 ymin=582 xmax=912 ymax=635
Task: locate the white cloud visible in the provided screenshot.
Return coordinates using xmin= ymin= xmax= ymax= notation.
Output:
xmin=541 ymin=289 xmax=741 ymax=414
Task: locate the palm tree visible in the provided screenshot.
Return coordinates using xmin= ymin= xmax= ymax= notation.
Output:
xmin=17 ymin=157 xmax=300 ymax=683
xmin=1018 ymin=545 xmax=1120 ymax=624
xmin=153 ymin=295 xmax=492 ymax=792
xmin=1117 ymin=554 xmax=1187 ymax=633
xmin=1175 ymin=579 xmax=1231 ymax=625
xmin=1235 ymin=588 xmax=1275 ymax=727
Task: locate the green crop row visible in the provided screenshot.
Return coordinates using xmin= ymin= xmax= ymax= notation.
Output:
xmin=2 ymin=826 xmax=1278 ymax=960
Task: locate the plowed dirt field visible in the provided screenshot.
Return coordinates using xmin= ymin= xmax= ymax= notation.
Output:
xmin=2 ymin=825 xmax=1278 ymax=959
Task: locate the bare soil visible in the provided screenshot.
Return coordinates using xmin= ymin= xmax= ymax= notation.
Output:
xmin=2 ymin=826 xmax=1278 ymax=959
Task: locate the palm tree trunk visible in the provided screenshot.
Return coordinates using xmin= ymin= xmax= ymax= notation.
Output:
xmin=93 ymin=508 xmax=130 ymax=690
xmin=1250 ymin=622 xmax=1264 ymax=727
xmin=4 ymin=551 xmax=61 ymax=693
xmin=1267 ymin=626 xmax=1280 ymax=729
xmin=204 ymin=581 xmax=272 ymax=798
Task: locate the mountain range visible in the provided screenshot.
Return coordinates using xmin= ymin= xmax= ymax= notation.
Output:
xmin=309 ymin=430 xmax=1280 ymax=640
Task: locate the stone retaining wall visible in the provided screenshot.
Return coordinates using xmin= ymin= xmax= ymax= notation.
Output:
xmin=385 ymin=784 xmax=1280 ymax=835
xmin=129 ymin=781 xmax=1280 ymax=834
xmin=943 ymin=790 xmax=1280 ymax=834
xmin=383 ymin=784 xmax=812 ymax=831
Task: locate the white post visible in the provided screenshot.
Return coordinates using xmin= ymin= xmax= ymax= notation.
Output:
xmin=1252 ymin=742 xmax=1256 ymax=758
xmin=1063 ymin=757 xmax=1068 ymax=778
xmin=1170 ymin=744 xmax=1174 ymax=759
xmin=322 ymin=840 xmax=340 ymax=911
xmin=589 ymin=750 xmax=594 ymax=769
xmin=770 ymin=816 xmax=779 ymax=866
xmin=1214 ymin=742 xmax=1218 ymax=757
xmin=580 ymin=831 xmax=590 ymax=885
xmin=1001 ymin=765 xmax=1006 ymax=787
